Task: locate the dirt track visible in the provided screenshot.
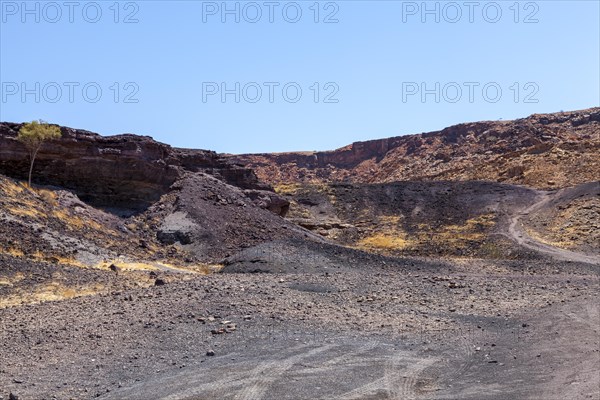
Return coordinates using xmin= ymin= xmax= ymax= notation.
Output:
xmin=508 ymin=191 xmax=600 ymax=265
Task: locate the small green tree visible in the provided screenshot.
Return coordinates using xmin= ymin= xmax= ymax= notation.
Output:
xmin=17 ymin=120 xmax=62 ymax=187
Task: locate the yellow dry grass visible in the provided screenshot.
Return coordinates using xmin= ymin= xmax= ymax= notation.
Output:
xmin=430 ymin=214 xmax=496 ymax=242
xmin=377 ymin=215 xmax=402 ymax=225
xmin=3 ymin=247 xmax=25 ymax=257
xmin=1 ymin=177 xmax=113 ymax=234
xmin=5 ymin=205 xmax=44 ymax=219
xmin=0 ymin=282 xmax=107 ymax=308
xmin=356 ymin=213 xmax=497 ymax=253
xmin=1 ymin=242 xmax=212 ymax=275
xmin=274 ymin=183 xmax=302 ymax=195
xmin=355 ymin=214 xmax=414 ymax=250
xmin=288 ymin=201 xmax=312 ymax=219
xmin=95 ymin=260 xmax=159 ymax=271
xmin=0 ymin=273 xmax=24 ymax=287
xmin=51 ymin=209 xmax=85 ymax=229
xmin=525 ymin=228 xmax=574 ymax=250
xmin=525 ymin=198 xmax=599 ymax=250
xmin=94 ymin=259 xmax=214 ymax=274
xmin=358 ymin=233 xmax=414 ymax=250
xmin=50 ymin=209 xmax=110 ymax=233
xmin=0 ymin=179 xmax=26 ymax=196
xmin=0 ymin=246 xmax=92 ymax=269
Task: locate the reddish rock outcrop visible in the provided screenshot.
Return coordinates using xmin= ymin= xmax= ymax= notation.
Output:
xmin=228 ymin=108 xmax=600 ymax=189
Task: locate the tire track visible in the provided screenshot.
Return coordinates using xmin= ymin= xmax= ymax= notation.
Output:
xmin=236 ymin=344 xmax=334 ymax=400
xmin=399 ymin=328 xmax=477 ymax=400
xmin=333 ymin=351 xmax=434 ymax=400
xmin=443 ymin=328 xmax=477 ymax=383
xmin=295 ymin=342 xmax=380 ymax=372
xmin=144 ymin=343 xmax=377 ymax=400
xmin=566 ymin=302 xmax=600 ymax=331
xmin=393 ymin=356 xmax=438 ymax=400
xmin=161 ymin=345 xmax=320 ymax=399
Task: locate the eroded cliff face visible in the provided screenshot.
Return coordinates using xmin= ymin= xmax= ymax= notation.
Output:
xmin=0 ymin=122 xmax=277 ymax=213
xmin=229 ymin=108 xmax=600 ymax=189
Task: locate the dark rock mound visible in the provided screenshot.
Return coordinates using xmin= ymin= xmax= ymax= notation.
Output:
xmin=142 ymin=174 xmax=318 ymax=263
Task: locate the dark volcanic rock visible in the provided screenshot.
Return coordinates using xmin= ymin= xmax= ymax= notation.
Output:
xmin=147 ymin=173 xmax=313 ymax=262
xmin=243 ymin=189 xmax=290 ymax=217
xmin=0 ymin=122 xmax=280 ymax=213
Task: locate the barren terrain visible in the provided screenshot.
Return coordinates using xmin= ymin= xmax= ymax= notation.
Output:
xmin=1 ymin=246 xmax=598 ymax=399
xmin=0 ymin=109 xmax=598 ymax=400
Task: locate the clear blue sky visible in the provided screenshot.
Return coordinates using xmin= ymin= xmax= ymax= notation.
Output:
xmin=1 ymin=0 xmax=599 ymax=153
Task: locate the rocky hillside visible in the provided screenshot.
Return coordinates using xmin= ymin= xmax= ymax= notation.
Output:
xmin=0 ymin=122 xmax=280 ymax=214
xmin=273 ymin=180 xmax=600 ymax=259
xmin=229 ymin=108 xmax=600 ymax=189
xmin=523 ymin=181 xmax=600 ymax=255
xmin=0 ymin=122 xmax=321 ymax=305
xmin=275 ymin=181 xmax=537 ymax=258
xmin=0 ymin=169 xmax=318 ymax=307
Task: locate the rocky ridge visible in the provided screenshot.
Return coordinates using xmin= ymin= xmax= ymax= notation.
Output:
xmin=0 ymin=122 xmax=284 ymax=214
xmin=229 ymin=108 xmax=600 ymax=189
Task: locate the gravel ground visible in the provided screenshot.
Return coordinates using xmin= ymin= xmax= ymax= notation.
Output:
xmin=0 ymin=244 xmax=597 ymax=399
